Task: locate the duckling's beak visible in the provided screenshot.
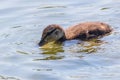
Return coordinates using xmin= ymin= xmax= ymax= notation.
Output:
xmin=38 ymin=39 xmax=45 ymax=46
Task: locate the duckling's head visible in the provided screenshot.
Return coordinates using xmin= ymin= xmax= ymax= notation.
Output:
xmin=39 ymin=24 xmax=65 ymax=46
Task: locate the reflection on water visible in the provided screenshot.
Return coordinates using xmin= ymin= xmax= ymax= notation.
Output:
xmin=38 ymin=39 xmax=104 ymax=60
xmin=79 ymin=39 xmax=104 ymax=53
xmin=0 ymin=75 xmax=20 ymax=80
xmin=16 ymin=50 xmax=30 ymax=54
xmin=38 ymin=5 xmax=67 ymax=9
xmin=100 ymin=7 xmax=110 ymax=10
xmin=38 ymin=42 xmax=64 ymax=60
xmin=33 ymin=68 xmax=52 ymax=72
xmin=40 ymin=41 xmax=64 ymax=54
xmin=34 ymin=56 xmax=64 ymax=60
xmin=67 ymin=39 xmax=104 ymax=54
xmin=40 ymin=39 xmax=104 ymax=55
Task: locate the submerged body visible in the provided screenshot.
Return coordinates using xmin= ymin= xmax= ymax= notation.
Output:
xmin=39 ymin=22 xmax=112 ymax=46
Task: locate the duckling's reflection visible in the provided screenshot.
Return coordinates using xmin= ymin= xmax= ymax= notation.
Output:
xmin=40 ymin=41 xmax=64 ymax=54
xmin=70 ymin=39 xmax=105 ymax=53
xmin=40 ymin=39 xmax=104 ymax=54
xmin=38 ymin=41 xmax=64 ymax=60
xmin=39 ymin=39 xmax=105 ymax=60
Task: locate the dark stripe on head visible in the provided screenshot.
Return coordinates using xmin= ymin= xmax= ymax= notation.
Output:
xmin=41 ymin=28 xmax=56 ymax=42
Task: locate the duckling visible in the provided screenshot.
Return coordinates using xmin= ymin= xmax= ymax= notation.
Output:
xmin=39 ymin=22 xmax=112 ymax=46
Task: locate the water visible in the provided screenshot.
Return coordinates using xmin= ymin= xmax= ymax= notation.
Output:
xmin=0 ymin=0 xmax=120 ymax=80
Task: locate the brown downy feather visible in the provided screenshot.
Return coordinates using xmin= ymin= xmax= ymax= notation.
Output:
xmin=65 ymin=22 xmax=112 ymax=40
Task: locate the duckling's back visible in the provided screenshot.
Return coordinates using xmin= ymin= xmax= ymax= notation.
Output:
xmin=65 ymin=22 xmax=112 ymax=40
